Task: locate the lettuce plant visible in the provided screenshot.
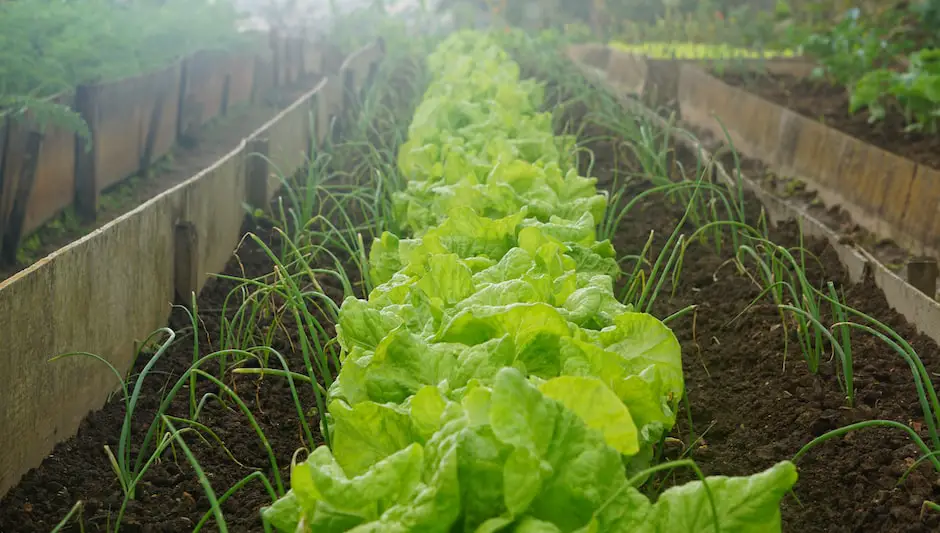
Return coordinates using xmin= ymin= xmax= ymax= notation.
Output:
xmin=262 ymin=30 xmax=797 ymax=532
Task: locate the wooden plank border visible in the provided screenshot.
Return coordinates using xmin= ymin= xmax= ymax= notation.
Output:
xmin=566 ymin=47 xmax=940 ymax=358
xmin=0 ymin=40 xmax=384 ymax=498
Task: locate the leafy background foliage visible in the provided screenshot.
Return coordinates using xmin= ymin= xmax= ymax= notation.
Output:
xmin=0 ymin=0 xmax=251 ymax=134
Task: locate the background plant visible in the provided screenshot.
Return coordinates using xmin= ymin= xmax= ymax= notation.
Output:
xmin=0 ymin=0 xmax=252 ymax=134
xmin=800 ymin=7 xmax=911 ymax=86
xmin=851 ymin=47 xmax=940 ymax=132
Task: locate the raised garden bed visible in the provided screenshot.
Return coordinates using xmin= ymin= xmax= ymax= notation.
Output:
xmin=0 ymin=33 xmax=343 ymax=281
xmin=0 ymin=39 xmax=400 ymax=532
xmin=676 ymin=64 xmax=940 ymax=267
xmin=0 ymin=0 xmax=269 ymax=265
xmin=565 ymin=44 xmax=940 ymax=273
xmin=570 ymin=43 xmax=814 ymax=109
xmin=0 ymin=40 xmax=386 ymax=522
xmin=0 ymin=34 xmax=800 ymax=532
xmin=580 ymin=115 xmax=940 ymax=533
xmin=718 ymin=72 xmax=940 ymax=171
xmin=606 ymin=118 xmax=940 ymax=533
xmin=555 ymin=38 xmax=940 ymax=532
xmin=0 ymin=219 xmax=322 ymax=531
xmin=0 ymin=85 xmax=311 ymax=282
xmin=0 ymin=26 xmax=345 ymax=275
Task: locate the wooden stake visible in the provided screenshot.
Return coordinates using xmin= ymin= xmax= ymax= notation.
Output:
xmin=74 ymin=83 xmax=100 ymax=222
xmin=174 ymin=222 xmax=199 ymax=306
xmin=141 ymin=75 xmax=169 ymax=172
xmin=908 ymin=257 xmax=938 ymax=299
xmin=1 ymin=130 xmax=43 ymax=265
xmin=245 ymin=137 xmax=270 ymax=211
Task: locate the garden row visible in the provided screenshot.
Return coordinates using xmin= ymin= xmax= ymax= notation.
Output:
xmin=568 ymin=40 xmax=940 ymax=300
xmin=553 ymin=32 xmax=940 ymax=531
xmin=259 ymin=30 xmax=796 ymax=531
xmin=0 ymin=37 xmax=385 ymax=510
xmin=0 ymin=4 xmax=339 ymax=266
xmin=5 ymin=23 xmax=933 ymax=530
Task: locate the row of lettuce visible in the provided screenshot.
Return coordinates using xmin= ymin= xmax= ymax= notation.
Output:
xmin=262 ymin=31 xmax=797 ymax=532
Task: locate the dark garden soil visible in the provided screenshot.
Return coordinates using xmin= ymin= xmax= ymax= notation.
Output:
xmin=574 ymin=112 xmax=940 ymax=532
xmin=717 ymin=71 xmax=940 ymax=171
xmin=0 ymin=213 xmax=355 ymax=532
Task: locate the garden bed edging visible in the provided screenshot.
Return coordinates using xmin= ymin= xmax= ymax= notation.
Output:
xmin=0 ymin=40 xmax=385 ymax=499
xmin=567 ymin=47 xmax=940 ymax=352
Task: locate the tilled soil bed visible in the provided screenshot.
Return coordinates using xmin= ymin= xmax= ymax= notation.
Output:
xmin=0 ymin=216 xmax=350 ymax=532
xmin=574 ymin=111 xmax=940 ymax=532
xmin=717 ymin=71 xmax=940 ymax=171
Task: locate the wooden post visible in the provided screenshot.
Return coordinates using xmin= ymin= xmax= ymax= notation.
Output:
xmin=306 ymin=92 xmax=317 ymax=158
xmin=365 ymin=62 xmax=379 ymax=97
xmin=588 ymin=0 xmax=603 ymax=41
xmin=141 ymin=74 xmax=169 ymax=173
xmin=175 ymin=55 xmax=190 ymax=138
xmin=908 ymin=257 xmax=938 ymax=299
xmin=342 ymin=68 xmax=355 ymax=120
xmin=299 ymin=28 xmax=308 ymax=78
xmin=74 ymin=83 xmax=100 ymax=222
xmin=0 ymin=117 xmax=10 ymax=231
xmin=174 ymin=222 xmax=199 ymax=307
xmin=251 ymin=55 xmax=263 ymax=105
xmin=316 ymin=80 xmax=337 ymax=149
xmin=323 ymin=43 xmax=343 ymax=75
xmin=0 ymin=130 xmax=43 ymax=265
xmin=0 ymin=118 xmax=7 ymax=216
xmin=284 ymin=36 xmax=293 ymax=86
xmin=245 ymin=137 xmax=270 ymax=212
xmin=221 ymin=70 xmax=232 ymax=117
xmin=314 ymin=89 xmax=327 ymax=148
xmin=271 ymin=30 xmax=282 ymax=88
xmin=291 ymin=36 xmax=302 ymax=84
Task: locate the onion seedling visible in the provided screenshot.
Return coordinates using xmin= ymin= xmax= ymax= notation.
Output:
xmin=49 ymin=328 xmax=175 ymax=500
xmin=161 ymin=416 xmax=228 ymax=533
xmin=50 ymin=501 xmax=84 ymax=533
xmin=833 ymin=320 xmax=940 ymax=450
xmin=827 ymin=281 xmax=854 ymax=405
xmin=51 ymin=345 xmax=301 ymax=531
xmin=193 ymin=471 xmax=278 ymax=533
xmin=793 ymin=419 xmax=940 ymax=473
xmin=621 ymin=162 xmax=720 ymax=312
